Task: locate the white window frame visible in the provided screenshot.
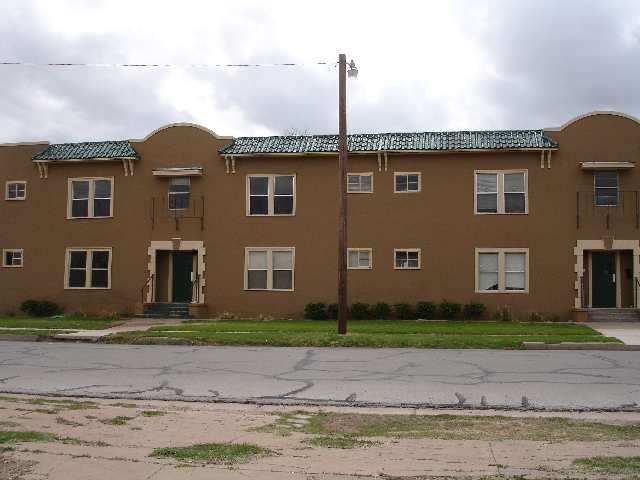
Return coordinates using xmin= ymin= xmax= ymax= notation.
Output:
xmin=474 ymin=170 xmax=528 ymax=215
xmin=347 ymin=172 xmax=374 ymax=193
xmin=5 ymin=181 xmax=26 ymax=201
xmin=394 ymin=172 xmax=421 ymax=193
xmin=347 ymin=248 xmax=373 ymax=270
xmin=244 ymin=247 xmax=295 ymax=291
xmin=2 ymin=249 xmax=23 ymax=268
xmin=246 ymin=174 xmax=296 ymax=216
xmin=475 ymin=248 xmax=529 ymax=293
xmin=393 ymin=248 xmax=421 ymax=270
xmin=593 ymin=171 xmax=619 ymax=207
xmin=67 ymin=177 xmax=114 ymax=219
xmin=168 ymin=177 xmax=191 ymax=211
xmin=64 ymin=247 xmax=112 ymax=289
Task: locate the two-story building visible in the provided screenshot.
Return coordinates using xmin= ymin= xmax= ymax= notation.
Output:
xmin=1 ymin=111 xmax=639 ymax=321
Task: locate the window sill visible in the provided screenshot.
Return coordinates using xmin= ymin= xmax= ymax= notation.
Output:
xmin=476 ymin=290 xmax=528 ymax=294
xmin=394 ymin=190 xmax=421 ymax=194
xmin=246 ymin=214 xmax=296 ymax=217
xmin=244 ymin=288 xmax=294 ymax=292
xmin=64 ymin=287 xmax=111 ymax=290
xmin=347 ymin=266 xmax=373 ymax=270
xmin=474 ymin=212 xmax=528 ymax=215
xmin=66 ymin=216 xmax=114 ymax=220
xmin=394 ymin=267 xmax=421 ymax=270
xmin=347 ymin=191 xmax=373 ymax=194
xmin=2 ymin=265 xmax=23 ymax=268
xmin=5 ymin=198 xmax=26 ymax=201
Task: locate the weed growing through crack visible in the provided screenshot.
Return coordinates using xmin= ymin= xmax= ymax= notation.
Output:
xmin=141 ymin=410 xmax=165 ymax=417
xmin=304 ymin=435 xmax=382 ymax=449
xmin=102 ymin=416 xmax=133 ymax=426
xmin=150 ymin=442 xmax=272 ymax=464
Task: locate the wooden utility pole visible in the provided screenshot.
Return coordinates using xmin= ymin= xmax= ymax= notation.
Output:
xmin=337 ymin=53 xmax=348 ymax=335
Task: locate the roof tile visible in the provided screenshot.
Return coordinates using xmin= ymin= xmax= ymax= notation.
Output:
xmin=32 ymin=141 xmax=138 ymax=161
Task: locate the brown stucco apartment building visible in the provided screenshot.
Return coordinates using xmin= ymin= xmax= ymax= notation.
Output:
xmin=1 ymin=111 xmax=639 ymax=321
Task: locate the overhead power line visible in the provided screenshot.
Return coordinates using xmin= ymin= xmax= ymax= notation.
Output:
xmin=0 ymin=60 xmax=334 ymax=68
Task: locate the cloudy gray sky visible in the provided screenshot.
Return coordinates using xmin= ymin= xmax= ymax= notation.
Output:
xmin=1 ymin=0 xmax=639 ymax=142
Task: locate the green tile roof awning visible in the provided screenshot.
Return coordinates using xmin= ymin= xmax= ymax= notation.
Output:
xmin=32 ymin=141 xmax=138 ymax=161
xmin=219 ymin=130 xmax=559 ymax=155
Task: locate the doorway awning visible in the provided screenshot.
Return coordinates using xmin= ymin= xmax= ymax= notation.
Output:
xmin=580 ymin=161 xmax=635 ymax=170
xmin=152 ymin=167 xmax=203 ymax=177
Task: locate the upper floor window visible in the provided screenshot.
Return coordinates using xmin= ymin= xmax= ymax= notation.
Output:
xmin=65 ymin=248 xmax=111 ymax=289
xmin=476 ymin=248 xmax=528 ymax=293
xmin=347 ymin=248 xmax=372 ymax=269
xmin=347 ymin=173 xmax=373 ymax=193
xmin=5 ymin=181 xmax=26 ymax=200
xmin=394 ymin=172 xmax=421 ymax=193
xmin=68 ymin=178 xmax=113 ymax=218
xmin=169 ymin=178 xmax=190 ymax=210
xmin=247 ymin=175 xmax=295 ymax=216
xmin=475 ymin=170 xmax=527 ymax=214
xmin=394 ymin=249 xmax=421 ymax=269
xmin=2 ymin=249 xmax=23 ymax=268
xmin=245 ymin=247 xmax=294 ymax=290
xmin=594 ymin=171 xmax=618 ymax=206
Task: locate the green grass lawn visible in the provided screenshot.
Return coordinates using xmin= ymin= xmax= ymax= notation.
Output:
xmin=105 ymin=319 xmax=618 ymax=349
xmin=0 ymin=315 xmax=121 ymax=332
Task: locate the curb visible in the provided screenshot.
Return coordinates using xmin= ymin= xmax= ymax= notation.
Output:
xmin=0 ymin=388 xmax=638 ymax=413
xmin=522 ymin=342 xmax=640 ymax=351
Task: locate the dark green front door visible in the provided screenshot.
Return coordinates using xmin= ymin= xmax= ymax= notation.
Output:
xmin=592 ymin=252 xmax=616 ymax=308
xmin=172 ymin=252 xmax=193 ymax=302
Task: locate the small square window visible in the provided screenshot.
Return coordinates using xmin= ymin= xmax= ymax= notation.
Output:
xmin=394 ymin=249 xmax=421 ymax=269
xmin=347 ymin=249 xmax=372 ymax=269
xmin=347 ymin=173 xmax=373 ymax=193
xmin=5 ymin=181 xmax=26 ymax=200
xmin=394 ymin=173 xmax=421 ymax=193
xmin=2 ymin=249 xmax=23 ymax=267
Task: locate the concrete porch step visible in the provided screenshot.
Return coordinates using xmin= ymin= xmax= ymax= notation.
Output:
xmin=587 ymin=308 xmax=640 ymax=322
xmin=139 ymin=302 xmax=193 ymax=319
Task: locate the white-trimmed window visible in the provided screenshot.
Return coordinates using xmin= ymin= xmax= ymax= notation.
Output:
xmin=347 ymin=248 xmax=372 ymax=269
xmin=594 ymin=171 xmax=619 ymax=206
xmin=476 ymin=248 xmax=528 ymax=293
xmin=5 ymin=181 xmax=26 ymax=200
xmin=2 ymin=249 xmax=23 ymax=267
xmin=475 ymin=170 xmax=527 ymax=214
xmin=394 ymin=249 xmax=421 ymax=269
xmin=394 ymin=172 xmax=421 ymax=193
xmin=68 ymin=178 xmax=113 ymax=218
xmin=65 ymin=248 xmax=112 ymax=289
xmin=247 ymin=175 xmax=295 ymax=215
xmin=347 ymin=173 xmax=373 ymax=193
xmin=245 ymin=247 xmax=294 ymax=291
xmin=168 ymin=178 xmax=190 ymax=210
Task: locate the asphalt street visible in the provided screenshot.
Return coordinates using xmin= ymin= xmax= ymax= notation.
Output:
xmin=0 ymin=341 xmax=639 ymax=410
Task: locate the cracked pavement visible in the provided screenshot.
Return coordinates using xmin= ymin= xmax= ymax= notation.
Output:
xmin=0 ymin=341 xmax=639 ymax=410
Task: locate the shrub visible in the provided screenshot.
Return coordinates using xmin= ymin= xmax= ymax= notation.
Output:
xmin=393 ymin=303 xmax=416 ymax=320
xmin=20 ymin=299 xmax=62 ymax=317
xmin=415 ymin=301 xmax=437 ymax=319
xmin=326 ymin=303 xmax=339 ymax=319
xmin=526 ymin=311 xmax=544 ymax=322
xmin=304 ymin=303 xmax=327 ymax=320
xmin=493 ymin=305 xmax=512 ymax=322
xmin=439 ymin=300 xmax=461 ymax=320
xmin=371 ymin=302 xmax=392 ymax=320
xmin=349 ymin=303 xmax=371 ymax=320
xmin=463 ymin=302 xmax=486 ymax=320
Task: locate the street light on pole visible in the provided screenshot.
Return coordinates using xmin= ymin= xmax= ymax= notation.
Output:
xmin=337 ymin=53 xmax=357 ymax=335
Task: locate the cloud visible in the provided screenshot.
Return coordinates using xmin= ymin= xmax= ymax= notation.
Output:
xmin=0 ymin=0 xmax=639 ymax=142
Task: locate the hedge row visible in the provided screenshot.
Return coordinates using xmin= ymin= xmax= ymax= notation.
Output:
xmin=304 ymin=301 xmax=486 ymax=320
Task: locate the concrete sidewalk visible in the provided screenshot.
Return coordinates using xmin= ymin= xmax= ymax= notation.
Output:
xmin=53 ymin=318 xmax=186 ymax=341
xmin=589 ymin=322 xmax=640 ymax=346
xmin=2 ymin=394 xmax=640 ymax=480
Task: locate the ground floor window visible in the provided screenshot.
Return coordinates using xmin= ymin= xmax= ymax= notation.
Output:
xmin=65 ymin=248 xmax=112 ymax=289
xmin=347 ymin=248 xmax=372 ymax=269
xmin=245 ymin=247 xmax=294 ymax=291
xmin=394 ymin=249 xmax=421 ymax=269
xmin=2 ymin=249 xmax=23 ymax=267
xmin=476 ymin=248 xmax=528 ymax=292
